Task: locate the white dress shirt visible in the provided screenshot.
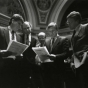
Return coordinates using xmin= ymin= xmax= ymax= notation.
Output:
xmin=8 ymin=26 xmax=17 ymax=41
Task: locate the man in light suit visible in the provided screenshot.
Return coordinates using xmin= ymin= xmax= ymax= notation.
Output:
xmin=0 ymin=14 xmax=24 ymax=88
xmin=43 ymin=22 xmax=69 ymax=88
xmin=67 ymin=11 xmax=88 ymax=88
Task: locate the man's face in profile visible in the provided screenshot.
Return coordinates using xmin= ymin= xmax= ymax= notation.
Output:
xmin=12 ymin=20 xmax=23 ymax=32
xmin=22 ymin=23 xmax=31 ymax=34
xmin=67 ymin=18 xmax=78 ymax=30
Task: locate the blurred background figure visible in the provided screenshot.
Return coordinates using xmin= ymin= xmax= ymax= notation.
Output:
xmin=36 ymin=32 xmax=46 ymax=47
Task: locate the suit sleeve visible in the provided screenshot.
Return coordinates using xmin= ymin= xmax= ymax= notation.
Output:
xmin=56 ymin=38 xmax=69 ymax=59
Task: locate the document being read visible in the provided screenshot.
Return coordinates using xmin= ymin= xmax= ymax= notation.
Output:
xmin=74 ymin=52 xmax=87 ymax=68
xmin=32 ymin=46 xmax=53 ymax=63
xmin=7 ymin=40 xmax=28 ymax=56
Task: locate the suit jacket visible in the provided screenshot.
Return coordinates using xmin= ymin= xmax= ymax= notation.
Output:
xmin=0 ymin=26 xmax=22 ymax=50
xmin=71 ymin=24 xmax=88 ymax=53
xmin=46 ymin=36 xmax=69 ymax=60
xmin=45 ymin=36 xmax=69 ymax=71
xmin=0 ymin=26 xmax=22 ymax=88
xmin=23 ymin=36 xmax=37 ymax=64
xmin=0 ymin=26 xmax=22 ymax=68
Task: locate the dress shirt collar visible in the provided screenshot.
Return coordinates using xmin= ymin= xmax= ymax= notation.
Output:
xmin=74 ymin=24 xmax=82 ymax=36
xmin=51 ymin=34 xmax=59 ymax=40
xmin=8 ymin=26 xmax=17 ymax=41
xmin=74 ymin=24 xmax=81 ymax=32
xmin=8 ymin=26 xmax=13 ymax=33
xmin=51 ymin=34 xmax=59 ymax=45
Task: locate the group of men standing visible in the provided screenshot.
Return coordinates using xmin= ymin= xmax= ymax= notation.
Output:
xmin=0 ymin=11 xmax=88 ymax=88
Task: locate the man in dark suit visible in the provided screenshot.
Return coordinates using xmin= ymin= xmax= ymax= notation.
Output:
xmin=22 ymin=21 xmax=38 ymax=88
xmin=0 ymin=14 xmax=24 ymax=88
xmin=42 ymin=22 xmax=69 ymax=88
xmin=67 ymin=11 xmax=88 ymax=88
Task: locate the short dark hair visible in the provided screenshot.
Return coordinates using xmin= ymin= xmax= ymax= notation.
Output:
xmin=67 ymin=11 xmax=82 ymax=23
xmin=9 ymin=14 xmax=24 ymax=25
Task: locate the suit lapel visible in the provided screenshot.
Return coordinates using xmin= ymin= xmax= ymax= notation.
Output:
xmin=76 ymin=24 xmax=82 ymax=37
xmin=71 ymin=24 xmax=83 ymax=50
xmin=73 ymin=25 xmax=83 ymax=44
xmin=52 ymin=36 xmax=60 ymax=50
xmin=45 ymin=39 xmax=51 ymax=53
xmin=71 ymin=30 xmax=76 ymax=47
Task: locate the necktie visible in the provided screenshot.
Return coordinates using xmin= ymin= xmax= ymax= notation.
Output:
xmin=50 ymin=38 xmax=55 ymax=52
xmin=26 ymin=35 xmax=29 ymax=45
xmin=52 ymin=38 xmax=55 ymax=45
xmin=12 ymin=31 xmax=14 ymax=40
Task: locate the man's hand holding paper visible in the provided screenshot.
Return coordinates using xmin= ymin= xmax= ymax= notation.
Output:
xmin=0 ymin=40 xmax=28 ymax=60
xmin=7 ymin=40 xmax=28 ymax=56
xmin=0 ymin=50 xmax=14 ymax=57
xmin=32 ymin=46 xmax=53 ymax=63
xmin=46 ymin=54 xmax=56 ymax=60
xmin=0 ymin=50 xmax=17 ymax=59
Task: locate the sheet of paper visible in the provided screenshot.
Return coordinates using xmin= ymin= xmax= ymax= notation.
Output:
xmin=7 ymin=40 xmax=28 ymax=56
xmin=32 ymin=46 xmax=53 ymax=63
xmin=74 ymin=52 xmax=87 ymax=68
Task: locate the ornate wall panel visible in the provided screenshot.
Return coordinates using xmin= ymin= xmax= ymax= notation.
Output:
xmin=33 ymin=0 xmax=56 ymax=24
xmin=1 ymin=0 xmax=87 ymax=36
xmin=27 ymin=0 xmax=58 ymax=31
